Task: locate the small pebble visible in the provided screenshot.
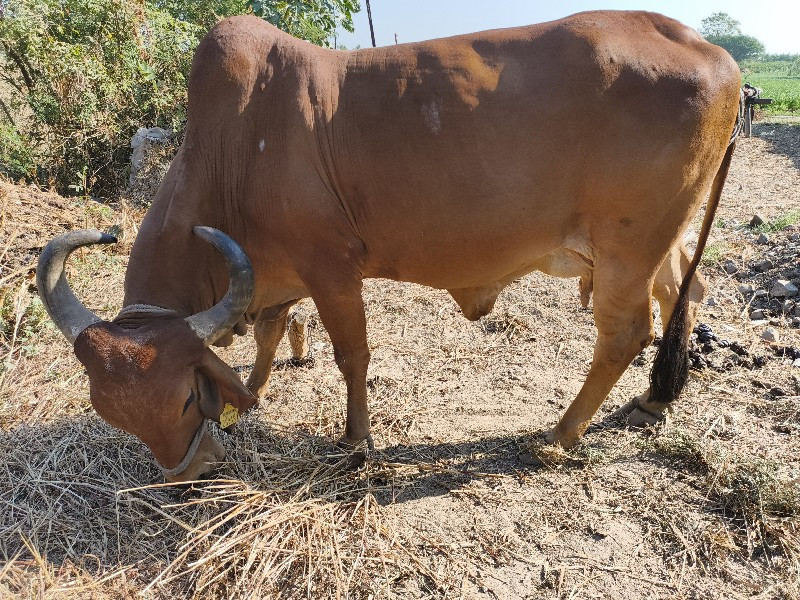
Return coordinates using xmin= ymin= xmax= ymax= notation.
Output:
xmin=794 ymin=358 xmax=800 ymax=368
xmin=772 ymin=280 xmax=799 ymax=298
xmin=756 ymin=232 xmax=770 ymax=245
xmin=750 ymin=309 xmax=767 ymax=320
xmin=753 ymin=260 xmax=774 ymax=272
xmin=762 ymin=327 xmax=779 ymax=343
xmin=706 ymin=296 xmax=717 ymax=306
xmin=723 ymin=260 xmax=738 ymax=274
xmin=769 ymin=387 xmax=786 ymax=397
xmin=750 ymin=214 xmax=765 ymax=227
xmin=737 ymin=284 xmax=755 ymax=295
xmin=781 ymin=300 xmax=795 ymax=314
xmin=754 ymin=289 xmax=769 ymax=298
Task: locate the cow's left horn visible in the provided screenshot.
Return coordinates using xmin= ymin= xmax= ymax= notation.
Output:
xmin=185 ymin=226 xmax=254 ymax=346
xmin=37 ymin=229 xmax=117 ymax=344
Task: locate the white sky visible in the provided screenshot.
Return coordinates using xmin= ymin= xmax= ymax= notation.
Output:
xmin=336 ymin=1 xmax=800 ymax=54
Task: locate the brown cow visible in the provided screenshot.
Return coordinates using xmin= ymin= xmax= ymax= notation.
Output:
xmin=38 ymin=11 xmax=742 ymax=481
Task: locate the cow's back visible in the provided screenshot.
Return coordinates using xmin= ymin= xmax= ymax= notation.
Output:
xmin=320 ymin=11 xmax=739 ymax=286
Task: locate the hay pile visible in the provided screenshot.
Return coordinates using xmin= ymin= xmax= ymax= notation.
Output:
xmin=0 ymin=411 xmax=465 ymax=598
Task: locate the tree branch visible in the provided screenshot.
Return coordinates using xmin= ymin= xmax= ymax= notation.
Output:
xmin=0 ymin=96 xmax=14 ymax=125
xmin=1 ymin=42 xmax=35 ymax=92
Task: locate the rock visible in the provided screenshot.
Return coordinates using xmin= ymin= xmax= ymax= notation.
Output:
xmin=750 ymin=214 xmax=765 ymax=227
xmin=769 ymin=387 xmax=786 ymax=397
xmin=781 ymin=300 xmax=796 ymax=314
xmin=795 ymin=305 xmax=800 ymax=317
xmin=772 ymin=280 xmax=799 ymax=298
xmin=794 ymin=317 xmax=800 ymax=328
xmin=753 ymin=259 xmax=774 ymax=272
xmin=706 ymin=296 xmax=717 ymax=306
xmin=750 ymin=309 xmax=767 ymax=320
xmin=762 ymin=328 xmax=779 ymax=343
xmin=794 ymin=359 xmax=800 ymax=368
xmin=737 ymin=284 xmax=755 ymax=295
xmin=130 ymin=127 xmax=171 ymax=177
xmin=723 ymin=260 xmax=738 ymax=274
xmin=756 ymin=232 xmax=770 ymax=245
xmin=753 ymin=289 xmax=769 ymax=298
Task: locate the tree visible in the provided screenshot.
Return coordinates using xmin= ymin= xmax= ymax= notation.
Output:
xmin=705 ymin=34 xmax=765 ymax=62
xmin=699 ymin=12 xmax=765 ymax=62
xmin=699 ymin=12 xmax=741 ymax=37
xmin=0 ymin=0 xmax=361 ymax=193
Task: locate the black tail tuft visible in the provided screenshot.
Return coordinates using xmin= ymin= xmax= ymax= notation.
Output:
xmin=648 ymin=140 xmax=737 ymax=407
xmin=649 ymin=288 xmax=691 ymax=405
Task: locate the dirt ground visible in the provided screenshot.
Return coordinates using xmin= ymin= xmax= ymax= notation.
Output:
xmin=0 ymin=119 xmax=799 ymax=599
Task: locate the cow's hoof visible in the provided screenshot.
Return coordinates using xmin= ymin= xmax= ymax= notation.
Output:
xmin=328 ymin=434 xmax=374 ymax=469
xmin=627 ymin=407 xmax=663 ymax=428
xmin=518 ymin=430 xmax=569 ymax=467
xmin=613 ymin=397 xmax=670 ymax=428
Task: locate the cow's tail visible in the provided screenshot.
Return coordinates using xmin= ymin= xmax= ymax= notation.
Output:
xmin=648 ymin=139 xmax=737 ymax=405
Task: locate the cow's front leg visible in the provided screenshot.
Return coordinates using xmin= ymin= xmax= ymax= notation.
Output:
xmin=309 ymin=280 xmax=373 ymax=453
xmin=246 ymin=301 xmax=296 ymax=397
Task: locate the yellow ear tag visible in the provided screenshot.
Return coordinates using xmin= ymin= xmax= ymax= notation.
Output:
xmin=219 ymin=403 xmax=239 ymax=429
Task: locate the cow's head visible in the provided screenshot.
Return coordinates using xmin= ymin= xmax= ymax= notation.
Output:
xmin=37 ymin=227 xmax=257 ymax=482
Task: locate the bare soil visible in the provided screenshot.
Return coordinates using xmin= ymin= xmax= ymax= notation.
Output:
xmin=0 ymin=121 xmax=799 ymax=599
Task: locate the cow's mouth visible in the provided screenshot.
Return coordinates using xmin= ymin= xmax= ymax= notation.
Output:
xmin=157 ymin=420 xmax=227 ymax=482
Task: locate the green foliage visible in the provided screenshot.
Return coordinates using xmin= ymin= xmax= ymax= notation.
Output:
xmin=699 ymin=12 xmax=742 ymax=37
xmin=252 ymin=0 xmax=358 ymax=47
xmin=742 ymin=73 xmax=800 ymax=113
xmin=705 ymin=33 xmax=765 ymax=62
xmin=0 ymin=0 xmax=360 ymax=195
xmin=699 ymin=12 xmax=765 ymax=63
xmin=0 ymin=0 xmax=201 ymax=194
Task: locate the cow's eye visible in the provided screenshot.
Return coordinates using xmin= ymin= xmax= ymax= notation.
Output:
xmin=183 ymin=389 xmax=196 ymax=415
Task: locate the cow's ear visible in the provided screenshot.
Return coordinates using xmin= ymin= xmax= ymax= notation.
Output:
xmin=198 ymin=350 xmax=258 ymax=430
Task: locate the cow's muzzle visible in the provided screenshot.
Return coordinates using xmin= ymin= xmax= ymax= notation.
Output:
xmin=157 ymin=419 xmax=227 ymax=483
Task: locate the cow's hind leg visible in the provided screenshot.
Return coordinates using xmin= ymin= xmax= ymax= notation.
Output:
xmin=523 ymin=263 xmax=655 ymax=458
xmin=618 ymin=243 xmax=707 ymax=426
xmin=246 ymin=301 xmax=296 ymax=397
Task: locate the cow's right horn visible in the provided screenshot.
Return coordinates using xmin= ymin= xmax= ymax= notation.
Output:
xmin=37 ymin=229 xmax=117 ymax=344
xmin=185 ymin=226 xmax=254 ymax=347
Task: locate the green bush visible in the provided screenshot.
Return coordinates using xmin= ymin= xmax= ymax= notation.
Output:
xmin=0 ymin=0 xmax=358 ymax=196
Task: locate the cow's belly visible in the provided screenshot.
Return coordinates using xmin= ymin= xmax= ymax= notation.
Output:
xmin=362 ymin=216 xmax=591 ymax=291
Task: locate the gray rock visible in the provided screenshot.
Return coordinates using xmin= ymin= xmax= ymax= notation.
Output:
xmin=723 ymin=260 xmax=738 ymax=274
xmin=762 ymin=327 xmax=779 ymax=342
xmin=753 ymin=259 xmax=774 ymax=272
xmin=795 ymin=305 xmax=800 ymax=317
xmin=706 ymin=296 xmax=717 ymax=306
xmin=772 ymin=280 xmax=799 ymax=298
xmin=754 ymin=289 xmax=769 ymax=298
xmin=737 ymin=283 xmax=755 ymax=295
xmin=756 ymin=232 xmax=770 ymax=245
xmin=750 ymin=214 xmax=765 ymax=227
xmin=793 ymin=358 xmax=800 ymax=368
xmin=781 ymin=300 xmax=796 ymax=314
xmin=750 ymin=309 xmax=767 ymax=320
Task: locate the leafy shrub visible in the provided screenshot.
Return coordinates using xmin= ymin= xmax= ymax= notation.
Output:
xmin=0 ymin=0 xmax=358 ymax=196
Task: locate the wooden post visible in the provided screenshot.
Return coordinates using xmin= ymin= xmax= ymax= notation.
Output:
xmin=744 ymin=104 xmax=753 ymax=137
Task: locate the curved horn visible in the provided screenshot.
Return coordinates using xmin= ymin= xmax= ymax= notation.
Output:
xmin=36 ymin=229 xmax=117 ymax=344
xmin=185 ymin=226 xmax=254 ymax=347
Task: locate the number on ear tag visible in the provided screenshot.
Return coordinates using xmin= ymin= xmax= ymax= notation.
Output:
xmin=219 ymin=403 xmax=239 ymax=429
